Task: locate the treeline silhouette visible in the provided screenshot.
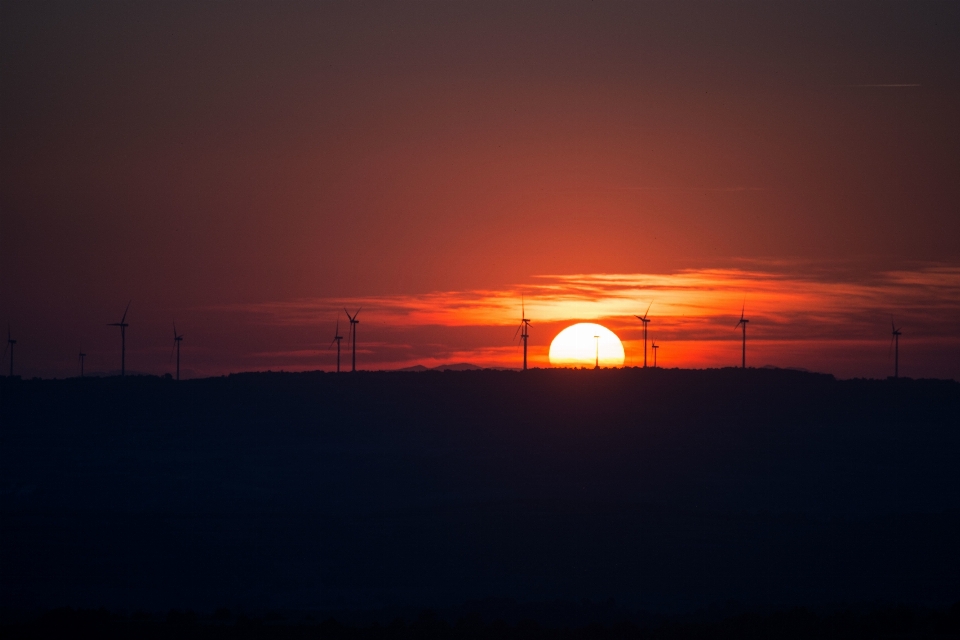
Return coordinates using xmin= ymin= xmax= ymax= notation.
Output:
xmin=2 ymin=368 xmax=959 ymax=616
xmin=4 ymin=602 xmax=960 ymax=639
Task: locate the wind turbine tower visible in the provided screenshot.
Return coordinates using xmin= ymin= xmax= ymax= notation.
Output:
xmin=345 ymin=308 xmax=361 ymax=372
xmin=652 ymin=342 xmax=659 ymax=368
xmin=108 ymin=302 xmax=131 ymax=376
xmin=735 ymin=304 xmax=749 ymax=369
xmin=5 ymin=326 xmax=15 ymax=377
xmin=891 ymin=321 xmax=902 ymax=378
xmin=330 ymin=317 xmax=343 ymax=373
xmin=172 ymin=323 xmax=184 ymax=381
xmin=635 ymin=303 xmax=652 ymax=368
xmin=514 ymin=298 xmax=531 ymax=371
xmin=594 ymin=334 xmax=600 ymax=369
xmin=79 ymin=350 xmax=86 ymax=377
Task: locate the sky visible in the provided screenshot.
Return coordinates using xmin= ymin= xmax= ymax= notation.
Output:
xmin=2 ymin=1 xmax=959 ymax=379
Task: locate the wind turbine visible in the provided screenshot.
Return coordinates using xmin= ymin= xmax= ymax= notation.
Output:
xmin=635 ymin=302 xmax=652 ymax=368
xmin=594 ymin=334 xmax=600 ymax=369
xmin=172 ymin=323 xmax=184 ymax=381
xmin=891 ymin=320 xmax=902 ymax=379
xmin=330 ymin=316 xmax=343 ymax=373
xmin=79 ymin=349 xmax=86 ymax=377
xmin=513 ymin=297 xmax=531 ymax=371
xmin=652 ymin=341 xmax=659 ymax=368
xmin=4 ymin=326 xmax=15 ymax=377
xmin=344 ymin=308 xmax=361 ymax=372
xmin=735 ymin=303 xmax=749 ymax=369
xmin=108 ymin=301 xmax=130 ymax=376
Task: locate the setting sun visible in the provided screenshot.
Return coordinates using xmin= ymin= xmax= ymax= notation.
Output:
xmin=549 ymin=323 xmax=625 ymax=368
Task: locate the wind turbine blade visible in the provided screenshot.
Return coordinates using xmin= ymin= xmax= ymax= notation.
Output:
xmin=643 ymin=301 xmax=652 ymax=320
xmin=121 ymin=301 xmax=131 ymax=324
xmin=513 ymin=323 xmax=523 ymax=340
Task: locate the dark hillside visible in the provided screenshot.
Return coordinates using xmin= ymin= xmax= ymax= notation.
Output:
xmin=2 ymin=369 xmax=959 ymax=615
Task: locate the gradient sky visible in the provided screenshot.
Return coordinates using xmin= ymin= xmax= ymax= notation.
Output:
xmin=2 ymin=1 xmax=959 ymax=379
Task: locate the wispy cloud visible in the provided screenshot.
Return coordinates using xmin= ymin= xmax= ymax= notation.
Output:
xmin=212 ymin=265 xmax=960 ymax=377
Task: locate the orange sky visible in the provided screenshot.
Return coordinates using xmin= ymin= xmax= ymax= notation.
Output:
xmin=2 ymin=2 xmax=959 ymax=379
xmin=212 ymin=264 xmax=959 ymax=378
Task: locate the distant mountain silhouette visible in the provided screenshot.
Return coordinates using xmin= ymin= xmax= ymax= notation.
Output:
xmin=397 ymin=362 xmax=484 ymax=372
xmin=83 ymin=369 xmax=154 ymax=377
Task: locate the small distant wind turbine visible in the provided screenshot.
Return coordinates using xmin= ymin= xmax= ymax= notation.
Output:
xmin=171 ymin=323 xmax=184 ymax=381
xmin=652 ymin=341 xmax=659 ymax=368
xmin=108 ymin=301 xmax=131 ymax=376
xmin=345 ymin=308 xmax=361 ymax=372
xmin=635 ymin=302 xmax=652 ymax=368
xmin=330 ymin=316 xmax=343 ymax=373
xmin=79 ymin=349 xmax=86 ymax=377
xmin=513 ymin=297 xmax=531 ymax=371
xmin=594 ymin=334 xmax=600 ymax=369
xmin=891 ymin=320 xmax=902 ymax=379
xmin=735 ymin=302 xmax=749 ymax=369
xmin=4 ymin=326 xmax=15 ymax=377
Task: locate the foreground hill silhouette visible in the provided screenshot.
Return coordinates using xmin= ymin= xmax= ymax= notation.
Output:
xmin=2 ymin=368 xmax=959 ymax=619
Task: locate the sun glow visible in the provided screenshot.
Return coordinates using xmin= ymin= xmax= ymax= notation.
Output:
xmin=549 ymin=323 xmax=625 ymax=368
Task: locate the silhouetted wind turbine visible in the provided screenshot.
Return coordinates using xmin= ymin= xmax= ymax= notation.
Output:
xmin=513 ymin=297 xmax=531 ymax=371
xmin=594 ymin=334 xmax=600 ymax=369
xmin=735 ymin=303 xmax=749 ymax=369
xmin=330 ymin=317 xmax=343 ymax=373
xmin=652 ymin=341 xmax=659 ymax=368
xmin=108 ymin=301 xmax=130 ymax=376
xmin=891 ymin=320 xmax=902 ymax=379
xmin=79 ymin=350 xmax=86 ymax=377
xmin=635 ymin=302 xmax=652 ymax=368
xmin=345 ymin=308 xmax=360 ymax=372
xmin=172 ymin=323 xmax=184 ymax=381
xmin=4 ymin=326 xmax=15 ymax=377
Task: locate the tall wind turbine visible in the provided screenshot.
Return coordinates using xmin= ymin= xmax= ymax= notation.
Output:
xmin=330 ymin=317 xmax=343 ymax=373
xmin=108 ymin=301 xmax=130 ymax=376
xmin=345 ymin=308 xmax=361 ymax=372
xmin=735 ymin=303 xmax=749 ymax=369
xmin=4 ymin=326 xmax=15 ymax=377
xmin=891 ymin=320 xmax=902 ymax=379
xmin=594 ymin=334 xmax=600 ymax=369
xmin=514 ymin=297 xmax=531 ymax=371
xmin=172 ymin=323 xmax=184 ymax=381
xmin=652 ymin=341 xmax=659 ymax=368
xmin=635 ymin=302 xmax=652 ymax=368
